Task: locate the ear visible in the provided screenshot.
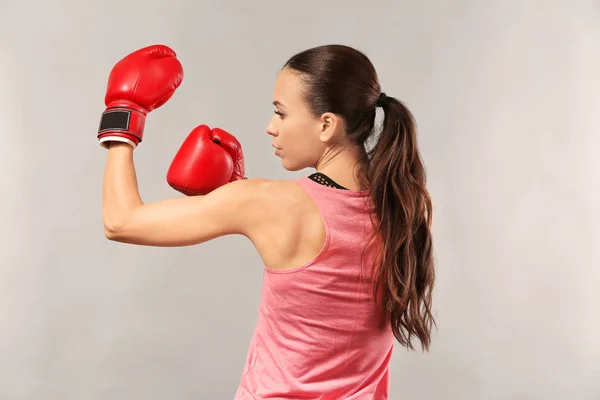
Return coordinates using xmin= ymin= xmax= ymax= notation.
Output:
xmin=318 ymin=112 xmax=340 ymax=143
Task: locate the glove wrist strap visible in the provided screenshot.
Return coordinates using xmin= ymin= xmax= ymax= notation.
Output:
xmin=97 ymin=101 xmax=148 ymax=146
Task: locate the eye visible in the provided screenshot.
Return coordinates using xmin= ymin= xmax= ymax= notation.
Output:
xmin=274 ymin=110 xmax=285 ymax=118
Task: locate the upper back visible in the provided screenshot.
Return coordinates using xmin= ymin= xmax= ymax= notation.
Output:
xmin=237 ymin=175 xmax=394 ymax=398
xmin=247 ymin=175 xmax=376 ymax=272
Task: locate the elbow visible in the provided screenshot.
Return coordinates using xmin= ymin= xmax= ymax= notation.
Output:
xmin=104 ymin=224 xmax=137 ymax=244
xmin=102 ymin=206 xmax=143 ymax=243
xmin=104 ymin=222 xmax=121 ymax=241
xmin=104 ymin=225 xmax=118 ymax=241
xmin=103 ymin=217 xmax=128 ymax=242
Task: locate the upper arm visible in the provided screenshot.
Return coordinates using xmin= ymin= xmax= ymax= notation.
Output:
xmin=104 ymin=178 xmax=273 ymax=247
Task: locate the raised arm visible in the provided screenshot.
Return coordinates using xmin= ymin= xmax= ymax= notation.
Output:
xmin=97 ymin=44 xmax=259 ymax=247
xmin=102 ymin=143 xmax=267 ymax=246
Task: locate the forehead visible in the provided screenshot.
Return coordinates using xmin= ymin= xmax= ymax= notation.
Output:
xmin=273 ymin=68 xmax=305 ymax=106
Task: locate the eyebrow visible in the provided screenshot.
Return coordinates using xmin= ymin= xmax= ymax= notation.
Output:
xmin=273 ymin=100 xmax=285 ymax=108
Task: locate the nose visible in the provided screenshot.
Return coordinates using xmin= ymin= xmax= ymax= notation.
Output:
xmin=266 ymin=117 xmax=278 ymax=137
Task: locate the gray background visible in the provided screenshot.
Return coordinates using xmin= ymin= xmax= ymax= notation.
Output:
xmin=1 ymin=0 xmax=599 ymax=399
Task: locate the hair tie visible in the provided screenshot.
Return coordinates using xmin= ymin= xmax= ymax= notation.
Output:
xmin=376 ymin=92 xmax=387 ymax=107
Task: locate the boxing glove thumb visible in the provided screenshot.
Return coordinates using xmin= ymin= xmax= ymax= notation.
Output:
xmin=211 ymin=128 xmax=246 ymax=182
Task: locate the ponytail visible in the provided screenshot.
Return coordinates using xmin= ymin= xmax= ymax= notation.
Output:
xmin=368 ymin=95 xmax=436 ymax=351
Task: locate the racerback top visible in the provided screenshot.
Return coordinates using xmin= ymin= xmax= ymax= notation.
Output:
xmin=234 ymin=175 xmax=395 ymax=399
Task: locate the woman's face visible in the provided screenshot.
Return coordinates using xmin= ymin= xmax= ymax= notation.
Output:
xmin=266 ymin=68 xmax=326 ymax=171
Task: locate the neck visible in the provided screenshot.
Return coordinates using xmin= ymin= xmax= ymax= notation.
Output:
xmin=315 ymin=144 xmax=370 ymax=191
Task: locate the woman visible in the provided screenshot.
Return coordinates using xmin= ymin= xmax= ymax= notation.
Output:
xmin=100 ymin=44 xmax=435 ymax=399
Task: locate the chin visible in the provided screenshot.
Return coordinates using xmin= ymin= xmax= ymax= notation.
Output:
xmin=281 ymin=158 xmax=307 ymax=172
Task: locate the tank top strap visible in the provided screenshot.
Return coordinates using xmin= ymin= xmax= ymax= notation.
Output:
xmin=292 ymin=177 xmax=335 ymax=227
xmin=293 ymin=177 xmax=372 ymax=229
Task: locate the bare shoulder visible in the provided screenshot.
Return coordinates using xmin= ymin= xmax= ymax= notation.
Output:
xmin=231 ymin=177 xmax=318 ymax=235
xmin=237 ymin=177 xmax=305 ymax=198
xmin=236 ymin=178 xmax=324 ymax=270
xmin=236 ymin=177 xmax=312 ymax=215
xmin=247 ymin=179 xmax=304 ymax=200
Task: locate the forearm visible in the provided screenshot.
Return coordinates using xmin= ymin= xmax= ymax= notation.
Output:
xmin=102 ymin=143 xmax=143 ymax=231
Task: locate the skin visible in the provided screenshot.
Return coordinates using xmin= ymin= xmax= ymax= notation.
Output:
xmin=267 ymin=68 xmax=369 ymax=190
xmin=102 ymin=67 xmax=369 ymax=271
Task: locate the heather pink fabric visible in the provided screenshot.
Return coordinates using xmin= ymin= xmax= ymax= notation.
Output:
xmin=234 ymin=177 xmax=394 ymax=400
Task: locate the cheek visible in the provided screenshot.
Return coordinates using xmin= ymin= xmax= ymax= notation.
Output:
xmin=282 ymin=117 xmax=312 ymax=145
xmin=279 ymin=120 xmax=321 ymax=167
xmin=280 ymin=122 xmax=304 ymax=152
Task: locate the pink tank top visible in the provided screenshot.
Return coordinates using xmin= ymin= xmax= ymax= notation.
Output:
xmin=234 ymin=177 xmax=394 ymax=399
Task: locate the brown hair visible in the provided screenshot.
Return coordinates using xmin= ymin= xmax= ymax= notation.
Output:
xmin=284 ymin=44 xmax=436 ymax=351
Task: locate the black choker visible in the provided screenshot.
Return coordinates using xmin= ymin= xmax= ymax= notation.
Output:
xmin=308 ymin=173 xmax=348 ymax=190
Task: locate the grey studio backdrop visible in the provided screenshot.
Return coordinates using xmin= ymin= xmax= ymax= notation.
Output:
xmin=0 ymin=0 xmax=598 ymax=399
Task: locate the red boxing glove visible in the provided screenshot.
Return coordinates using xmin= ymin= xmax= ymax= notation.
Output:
xmin=167 ymin=125 xmax=246 ymax=196
xmin=97 ymin=44 xmax=183 ymax=148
